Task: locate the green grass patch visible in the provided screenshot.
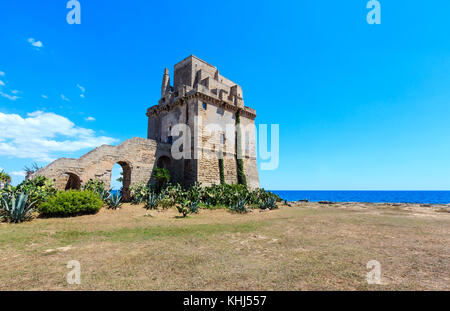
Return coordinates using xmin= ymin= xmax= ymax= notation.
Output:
xmin=0 ymin=221 xmax=267 ymax=248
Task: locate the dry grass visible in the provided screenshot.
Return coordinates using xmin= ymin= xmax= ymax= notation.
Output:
xmin=0 ymin=202 xmax=449 ymax=290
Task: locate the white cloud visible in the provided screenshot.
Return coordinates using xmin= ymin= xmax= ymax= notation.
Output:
xmin=0 ymin=91 xmax=19 ymax=101
xmin=61 ymin=94 xmax=70 ymax=101
xmin=42 ymin=94 xmax=48 ymax=99
xmin=28 ymin=38 xmax=43 ymax=49
xmin=80 ymin=94 xmax=85 ymax=98
xmin=85 ymin=116 xmax=95 ymax=121
xmin=0 ymin=111 xmax=118 ymax=162
xmin=11 ymin=90 xmax=19 ymax=94
xmin=0 ymin=80 xmax=5 ymax=86
xmin=0 ymin=71 xmax=4 ymax=77
xmin=11 ymin=171 xmax=26 ymax=177
xmin=77 ymin=84 xmax=86 ymax=93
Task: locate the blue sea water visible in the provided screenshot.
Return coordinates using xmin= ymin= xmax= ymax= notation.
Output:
xmin=270 ymin=191 xmax=450 ymax=204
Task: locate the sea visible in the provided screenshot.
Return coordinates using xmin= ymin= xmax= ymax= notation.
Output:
xmin=270 ymin=190 xmax=450 ymax=204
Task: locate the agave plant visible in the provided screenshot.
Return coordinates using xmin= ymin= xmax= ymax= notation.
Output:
xmin=145 ymin=191 xmax=158 ymax=214
xmin=97 ymin=188 xmax=111 ymax=202
xmin=0 ymin=192 xmax=35 ymax=223
xmin=259 ymin=196 xmax=278 ymax=210
xmin=229 ymin=199 xmax=247 ymax=214
xmin=107 ymin=192 xmax=122 ymax=209
xmin=189 ymin=200 xmax=199 ymax=214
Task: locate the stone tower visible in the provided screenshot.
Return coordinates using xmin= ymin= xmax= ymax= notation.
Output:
xmin=147 ymin=55 xmax=259 ymax=189
xmin=31 ymin=56 xmax=259 ymax=193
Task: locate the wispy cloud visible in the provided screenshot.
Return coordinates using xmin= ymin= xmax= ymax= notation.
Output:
xmin=0 ymin=80 xmax=5 ymax=87
xmin=42 ymin=94 xmax=48 ymax=99
xmin=85 ymin=116 xmax=95 ymax=121
xmin=0 ymin=71 xmax=4 ymax=77
xmin=61 ymin=94 xmax=70 ymax=101
xmin=0 ymin=111 xmax=118 ymax=162
xmin=28 ymin=38 xmax=43 ymax=49
xmin=11 ymin=90 xmax=19 ymax=94
xmin=77 ymin=84 xmax=86 ymax=98
xmin=77 ymin=84 xmax=86 ymax=93
xmin=11 ymin=171 xmax=26 ymax=177
xmin=0 ymin=91 xmax=19 ymax=101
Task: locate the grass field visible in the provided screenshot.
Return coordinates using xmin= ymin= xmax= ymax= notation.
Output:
xmin=0 ymin=202 xmax=449 ymax=290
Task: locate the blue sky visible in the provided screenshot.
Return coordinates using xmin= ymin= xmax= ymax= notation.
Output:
xmin=0 ymin=0 xmax=449 ymax=190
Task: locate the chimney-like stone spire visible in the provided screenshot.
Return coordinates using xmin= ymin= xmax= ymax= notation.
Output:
xmin=214 ymin=69 xmax=219 ymax=81
xmin=161 ymin=68 xmax=170 ymax=98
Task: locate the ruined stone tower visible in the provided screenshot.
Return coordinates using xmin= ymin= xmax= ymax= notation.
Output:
xmin=146 ymin=55 xmax=259 ymax=189
xmin=32 ymin=56 xmax=259 ymax=194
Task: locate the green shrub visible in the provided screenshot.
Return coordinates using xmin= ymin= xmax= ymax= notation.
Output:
xmin=0 ymin=192 xmax=35 ymax=223
xmin=39 ymin=190 xmax=103 ymax=217
xmin=176 ymin=200 xmax=191 ymax=218
xmin=176 ymin=199 xmax=198 ymax=217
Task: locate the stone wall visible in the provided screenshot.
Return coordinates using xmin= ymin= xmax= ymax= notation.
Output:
xmin=31 ymin=137 xmax=159 ymax=198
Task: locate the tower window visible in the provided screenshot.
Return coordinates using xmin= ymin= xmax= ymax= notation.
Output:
xmin=220 ymin=133 xmax=225 ymax=144
xmin=202 ymin=102 xmax=207 ymax=110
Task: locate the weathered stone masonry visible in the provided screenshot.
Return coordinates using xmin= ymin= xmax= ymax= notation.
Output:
xmin=33 ymin=55 xmax=260 ymax=193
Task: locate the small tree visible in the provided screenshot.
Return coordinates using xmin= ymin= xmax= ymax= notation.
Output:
xmin=0 ymin=171 xmax=11 ymax=190
xmin=176 ymin=199 xmax=198 ymax=218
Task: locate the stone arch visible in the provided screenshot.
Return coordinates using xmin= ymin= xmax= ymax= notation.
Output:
xmin=156 ymin=155 xmax=171 ymax=170
xmin=112 ymin=160 xmax=132 ymax=201
xmin=64 ymin=172 xmax=81 ymax=190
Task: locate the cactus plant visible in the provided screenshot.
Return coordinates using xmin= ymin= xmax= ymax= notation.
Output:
xmin=0 ymin=192 xmax=35 ymax=223
xmin=107 ymin=192 xmax=122 ymax=209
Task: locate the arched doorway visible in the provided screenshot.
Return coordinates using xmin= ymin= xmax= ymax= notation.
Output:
xmin=110 ymin=161 xmax=132 ymax=201
xmin=157 ymin=156 xmax=171 ymax=170
xmin=64 ymin=173 xmax=81 ymax=190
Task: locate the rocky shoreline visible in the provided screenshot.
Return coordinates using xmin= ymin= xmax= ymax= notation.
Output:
xmin=288 ymin=200 xmax=450 ymax=215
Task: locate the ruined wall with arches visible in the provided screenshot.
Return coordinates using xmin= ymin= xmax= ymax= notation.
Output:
xmin=31 ymin=137 xmax=175 ymax=199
